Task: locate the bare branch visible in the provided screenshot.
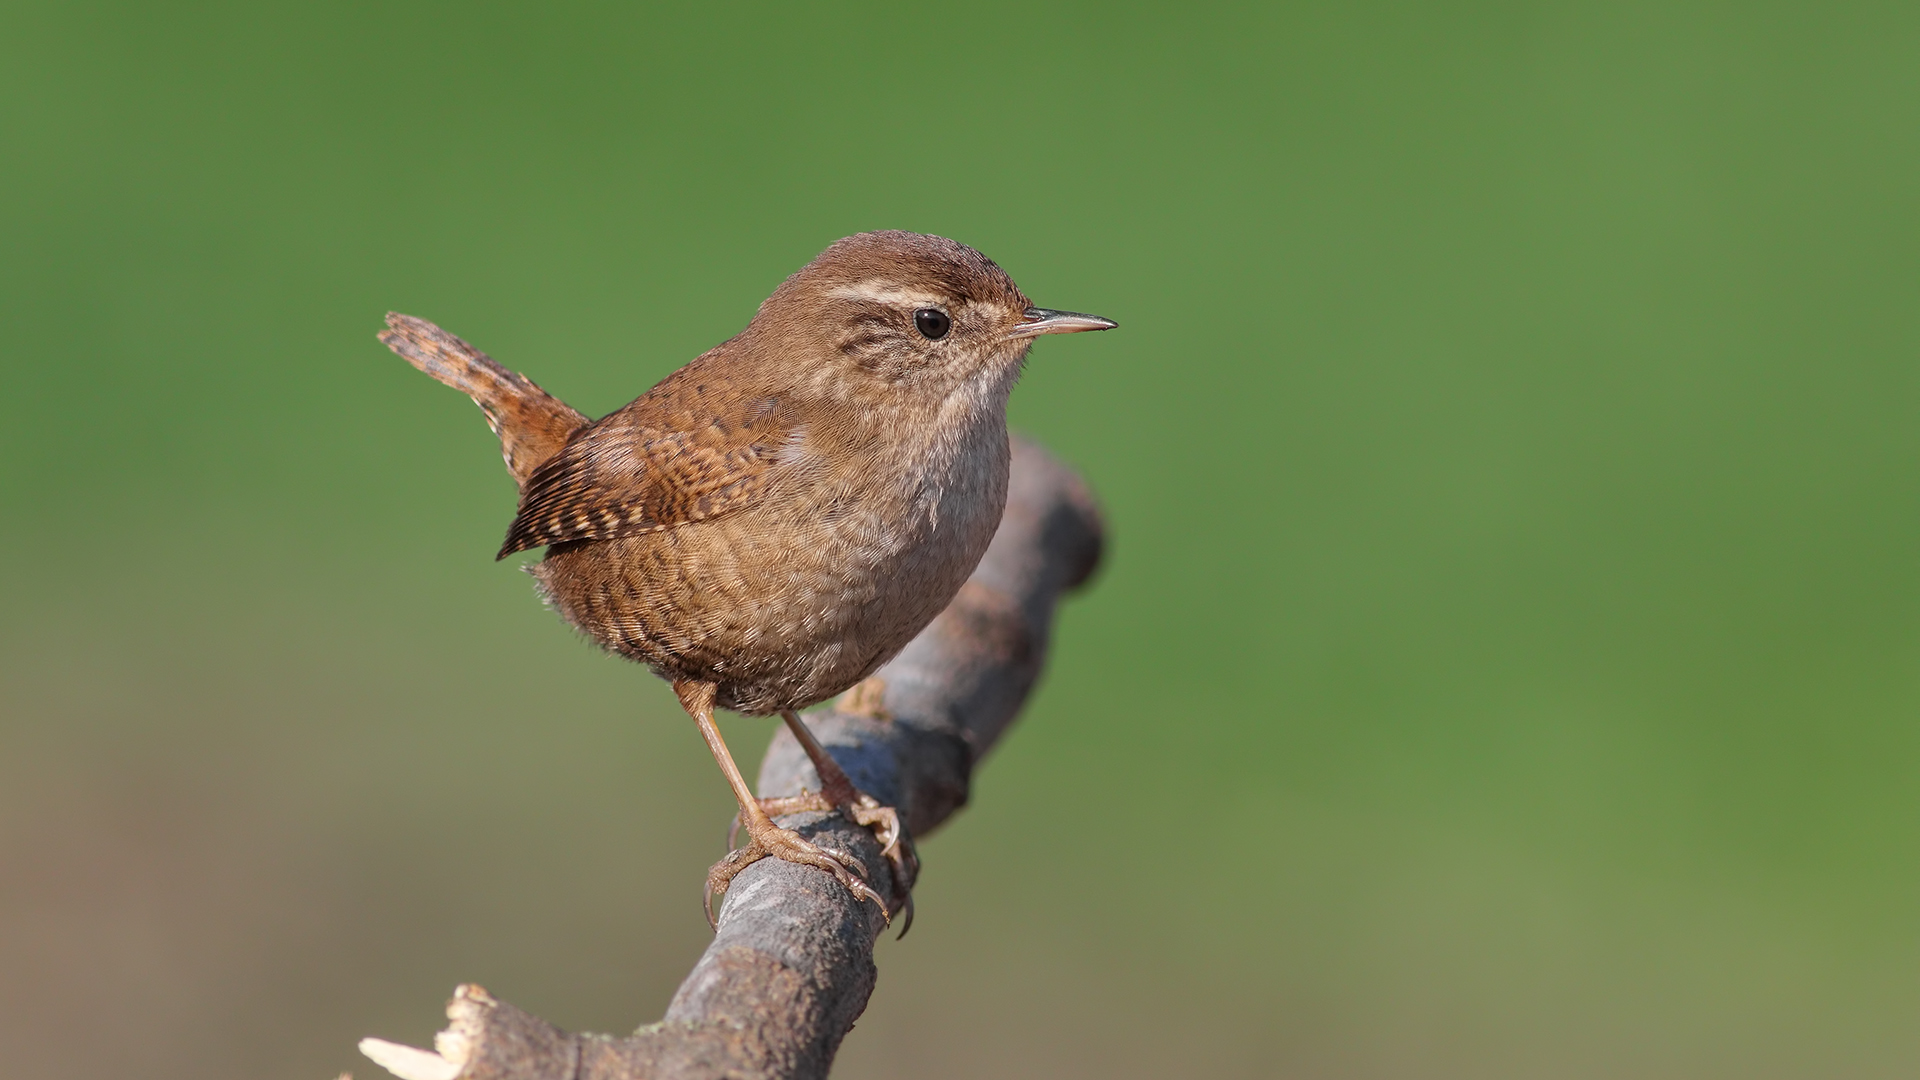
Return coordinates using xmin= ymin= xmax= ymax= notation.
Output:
xmin=360 ymin=436 xmax=1104 ymax=1080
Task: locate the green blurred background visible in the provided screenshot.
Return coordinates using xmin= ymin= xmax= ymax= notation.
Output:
xmin=4 ymin=1 xmax=1918 ymax=1077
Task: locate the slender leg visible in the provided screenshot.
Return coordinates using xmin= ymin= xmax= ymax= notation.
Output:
xmin=675 ymin=679 xmax=886 ymax=929
xmin=723 ymin=709 xmax=920 ymax=931
xmin=787 ymin=711 xmax=921 ymax=868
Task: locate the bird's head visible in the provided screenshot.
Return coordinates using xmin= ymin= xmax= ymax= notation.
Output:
xmin=750 ymin=230 xmax=1114 ymax=398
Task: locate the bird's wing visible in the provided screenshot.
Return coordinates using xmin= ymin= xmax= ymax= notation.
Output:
xmin=496 ymin=370 xmax=793 ymax=558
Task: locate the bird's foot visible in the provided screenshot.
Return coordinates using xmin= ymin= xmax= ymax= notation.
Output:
xmin=840 ymin=794 xmax=918 ymax=923
xmin=705 ymin=814 xmax=888 ymax=929
xmin=734 ymin=789 xmax=919 ymax=928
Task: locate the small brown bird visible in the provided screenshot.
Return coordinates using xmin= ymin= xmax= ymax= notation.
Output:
xmin=380 ymin=231 xmax=1113 ymax=925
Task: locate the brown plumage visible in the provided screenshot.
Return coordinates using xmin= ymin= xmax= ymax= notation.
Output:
xmin=380 ymin=230 xmax=1114 ymax=927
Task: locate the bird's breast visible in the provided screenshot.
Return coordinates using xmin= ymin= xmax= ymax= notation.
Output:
xmin=533 ymin=396 xmax=1011 ymax=714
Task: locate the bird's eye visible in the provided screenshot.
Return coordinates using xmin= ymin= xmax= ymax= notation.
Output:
xmin=914 ymin=308 xmax=951 ymax=340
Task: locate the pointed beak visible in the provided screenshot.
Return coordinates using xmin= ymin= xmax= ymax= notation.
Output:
xmin=1009 ymin=307 xmax=1118 ymax=339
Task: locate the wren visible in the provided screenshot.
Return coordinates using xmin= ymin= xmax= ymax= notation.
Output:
xmin=379 ymin=231 xmax=1114 ymax=927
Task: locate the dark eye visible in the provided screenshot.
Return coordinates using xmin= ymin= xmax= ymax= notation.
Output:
xmin=914 ymin=308 xmax=951 ymax=340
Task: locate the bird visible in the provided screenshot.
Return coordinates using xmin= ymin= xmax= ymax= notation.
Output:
xmin=378 ymin=230 xmax=1114 ymax=927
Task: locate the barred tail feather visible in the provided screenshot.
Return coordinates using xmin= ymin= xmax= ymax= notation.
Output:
xmin=379 ymin=312 xmax=589 ymax=488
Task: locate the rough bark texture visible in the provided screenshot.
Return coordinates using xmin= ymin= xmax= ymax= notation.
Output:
xmin=360 ymin=436 xmax=1103 ymax=1080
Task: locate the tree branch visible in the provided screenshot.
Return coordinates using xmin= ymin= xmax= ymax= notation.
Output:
xmin=359 ymin=435 xmax=1104 ymax=1080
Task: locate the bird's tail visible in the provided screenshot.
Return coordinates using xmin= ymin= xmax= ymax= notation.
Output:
xmin=379 ymin=313 xmax=589 ymax=488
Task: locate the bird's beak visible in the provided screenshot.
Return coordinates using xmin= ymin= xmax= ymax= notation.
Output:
xmin=1009 ymin=307 xmax=1118 ymax=338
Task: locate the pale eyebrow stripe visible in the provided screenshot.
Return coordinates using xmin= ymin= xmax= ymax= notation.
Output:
xmin=827 ymin=282 xmax=950 ymax=308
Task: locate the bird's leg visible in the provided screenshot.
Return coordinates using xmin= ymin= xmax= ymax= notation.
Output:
xmin=747 ymin=709 xmax=918 ymax=918
xmin=675 ymin=680 xmax=886 ymax=929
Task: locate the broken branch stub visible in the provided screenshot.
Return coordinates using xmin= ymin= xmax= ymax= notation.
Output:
xmin=360 ymin=435 xmax=1104 ymax=1080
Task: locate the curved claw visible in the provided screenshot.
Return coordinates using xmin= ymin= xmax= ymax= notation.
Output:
xmin=848 ymin=798 xmax=902 ymax=856
xmin=894 ymin=889 xmax=916 ymax=940
xmin=812 ymin=844 xmax=888 ymax=915
xmin=845 ymin=799 xmax=919 ymax=924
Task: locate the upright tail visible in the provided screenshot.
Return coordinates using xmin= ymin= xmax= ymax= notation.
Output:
xmin=379 ymin=313 xmax=589 ymax=488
